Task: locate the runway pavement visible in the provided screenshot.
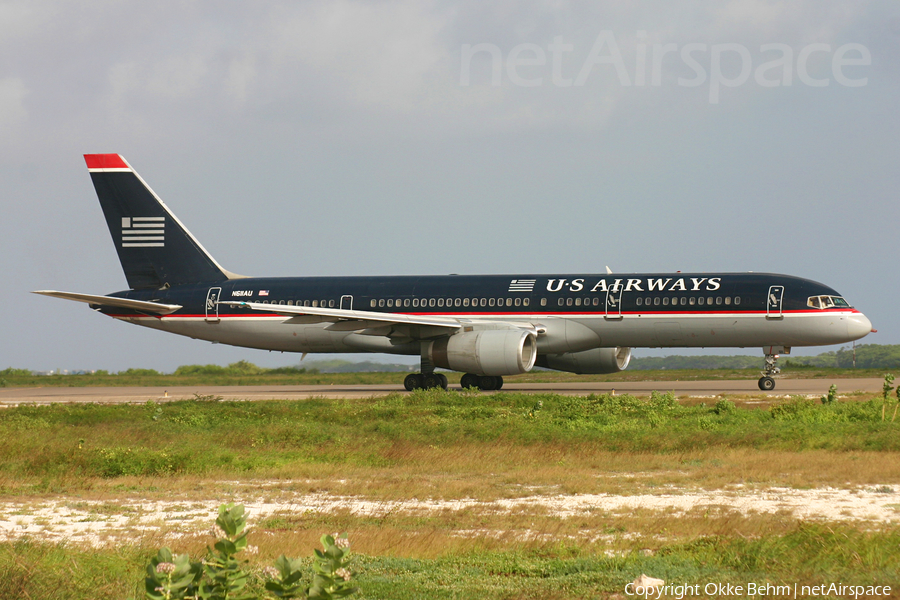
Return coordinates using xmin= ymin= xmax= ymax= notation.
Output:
xmin=0 ymin=378 xmax=885 ymax=406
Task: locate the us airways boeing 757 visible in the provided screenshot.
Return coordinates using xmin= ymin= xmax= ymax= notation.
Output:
xmin=35 ymin=154 xmax=874 ymax=391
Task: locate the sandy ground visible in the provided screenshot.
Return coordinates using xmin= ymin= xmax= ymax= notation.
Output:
xmin=1 ymin=484 xmax=897 ymax=548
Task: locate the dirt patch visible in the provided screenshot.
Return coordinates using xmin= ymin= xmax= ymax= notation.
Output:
xmin=0 ymin=484 xmax=897 ymax=548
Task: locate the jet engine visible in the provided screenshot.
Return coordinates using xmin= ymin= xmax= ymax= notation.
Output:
xmin=428 ymin=329 xmax=537 ymax=376
xmin=535 ymin=347 xmax=632 ymax=374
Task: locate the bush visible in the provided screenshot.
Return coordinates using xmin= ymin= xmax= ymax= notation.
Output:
xmin=145 ymin=503 xmax=357 ymax=600
xmin=713 ymin=398 xmax=735 ymax=414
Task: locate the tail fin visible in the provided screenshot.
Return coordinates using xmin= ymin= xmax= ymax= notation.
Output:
xmin=84 ymin=154 xmax=242 ymax=290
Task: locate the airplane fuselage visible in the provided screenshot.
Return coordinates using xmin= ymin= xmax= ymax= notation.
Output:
xmin=103 ymin=272 xmax=870 ymax=356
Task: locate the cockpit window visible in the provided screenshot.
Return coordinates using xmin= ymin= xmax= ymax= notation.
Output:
xmin=832 ymin=297 xmax=850 ymax=307
xmin=807 ymin=295 xmax=851 ymax=309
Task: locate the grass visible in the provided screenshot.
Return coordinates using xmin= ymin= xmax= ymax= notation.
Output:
xmin=1 ymin=389 xmax=899 ymax=598
xmin=2 ymin=524 xmax=899 ymax=599
xmin=0 ymin=390 xmax=899 ymax=493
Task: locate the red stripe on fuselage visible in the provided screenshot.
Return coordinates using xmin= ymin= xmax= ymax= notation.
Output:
xmin=107 ymin=308 xmax=860 ymax=319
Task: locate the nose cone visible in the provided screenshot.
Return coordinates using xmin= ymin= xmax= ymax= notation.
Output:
xmin=847 ymin=313 xmax=873 ymax=341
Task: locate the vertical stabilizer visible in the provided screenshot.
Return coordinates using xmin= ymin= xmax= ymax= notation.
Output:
xmin=84 ymin=154 xmax=238 ymax=290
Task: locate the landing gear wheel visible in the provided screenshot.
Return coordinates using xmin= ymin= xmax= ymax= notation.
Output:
xmin=404 ymin=374 xmax=424 ymax=391
xmin=460 ymin=373 xmax=478 ymax=389
xmin=758 ymin=376 xmax=776 ymax=391
xmin=480 ymin=376 xmax=504 ymax=391
xmin=437 ymin=373 xmax=448 ymax=390
xmin=422 ymin=373 xmax=442 ymax=389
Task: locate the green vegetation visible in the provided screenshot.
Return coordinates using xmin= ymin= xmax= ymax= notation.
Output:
xmin=1 ymin=389 xmax=898 ymax=598
xmin=0 ymin=390 xmax=899 ymax=487
xmin=145 ymin=503 xmax=356 ymax=600
xmin=2 ymin=525 xmax=898 ymax=599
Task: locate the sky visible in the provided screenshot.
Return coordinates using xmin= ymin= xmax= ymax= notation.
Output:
xmin=1 ymin=0 xmax=898 ymax=373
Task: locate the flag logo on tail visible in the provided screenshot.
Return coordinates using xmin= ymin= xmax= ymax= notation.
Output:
xmin=121 ymin=216 xmax=165 ymax=248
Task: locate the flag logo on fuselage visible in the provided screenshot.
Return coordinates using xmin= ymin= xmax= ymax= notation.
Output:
xmin=121 ymin=216 xmax=165 ymax=248
xmin=508 ymin=279 xmax=536 ymax=292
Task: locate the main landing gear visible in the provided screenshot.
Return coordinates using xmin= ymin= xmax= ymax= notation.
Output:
xmin=460 ymin=373 xmax=504 ymax=391
xmin=404 ymin=348 xmax=449 ymax=390
xmin=403 ymin=372 xmax=504 ymax=391
xmin=758 ymin=353 xmax=780 ymax=391
xmin=404 ymin=372 xmax=448 ymax=391
xmin=403 ymin=342 xmax=504 ymax=391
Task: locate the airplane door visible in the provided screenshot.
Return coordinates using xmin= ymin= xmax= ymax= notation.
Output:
xmin=605 ymin=285 xmax=624 ymax=320
xmin=766 ymin=285 xmax=784 ymax=319
xmin=205 ymin=287 xmax=222 ymax=323
xmin=340 ymin=295 xmax=353 ymax=310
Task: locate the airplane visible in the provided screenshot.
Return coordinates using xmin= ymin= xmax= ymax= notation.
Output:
xmin=34 ymin=154 xmax=874 ymax=392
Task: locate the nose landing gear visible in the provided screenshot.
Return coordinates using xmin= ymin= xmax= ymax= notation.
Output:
xmin=758 ymin=353 xmax=780 ymax=391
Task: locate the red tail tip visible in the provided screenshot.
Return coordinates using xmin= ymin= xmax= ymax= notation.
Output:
xmin=84 ymin=154 xmax=128 ymax=170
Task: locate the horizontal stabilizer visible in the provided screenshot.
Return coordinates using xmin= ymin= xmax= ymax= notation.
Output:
xmin=33 ymin=290 xmax=182 ymax=315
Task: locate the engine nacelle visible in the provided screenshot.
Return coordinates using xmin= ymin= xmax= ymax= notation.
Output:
xmin=429 ymin=329 xmax=537 ymax=376
xmin=535 ymin=347 xmax=632 ymax=374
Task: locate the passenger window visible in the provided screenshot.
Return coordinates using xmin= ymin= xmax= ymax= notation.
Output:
xmin=506 ymin=298 xmax=512 ymax=307
xmin=707 ymin=297 xmax=713 ymax=305
xmin=716 ymin=297 xmax=722 ymax=305
xmin=313 ymin=300 xmax=319 ymax=307
xmin=328 ymin=300 xmax=334 ymax=308
xmin=429 ymin=298 xmax=436 ymax=307
xmin=654 ymin=297 xmax=660 ymax=306
xmin=725 ymin=297 xmax=731 ymax=305
xmin=680 ymin=297 xmax=687 ymax=306
xmin=558 ymin=298 xmax=564 ymax=307
xmin=689 ymin=297 xmax=695 ymax=306
xmin=523 ymin=298 xmax=530 ymax=307
xmin=387 ymin=299 xmax=393 ymax=307
xmin=480 ymin=298 xmax=487 ymax=307
xmin=515 ymin=298 xmax=521 ymax=306
xmin=663 ymin=297 xmax=669 ymax=306
xmin=541 ymin=298 xmax=547 ymax=307
xmin=734 ymin=296 xmax=741 ymax=305
xmin=636 ymin=297 xmax=642 ymax=306
xmin=370 ymin=299 xmax=376 ymax=308
xmin=575 ymin=298 xmax=582 ymax=306
xmin=489 ymin=298 xmax=496 ymax=307
xmin=463 ymin=298 xmax=469 ymax=307
xmin=698 ymin=297 xmax=704 ymax=306
xmin=566 ymin=298 xmax=573 ymax=307
xmin=438 ymin=298 xmax=444 ymax=307
xmin=404 ymin=299 xmax=410 ymax=307
xmin=413 ymin=298 xmax=419 ymax=307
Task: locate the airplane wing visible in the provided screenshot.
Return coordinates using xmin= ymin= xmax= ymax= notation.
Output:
xmin=33 ymin=290 xmax=183 ymax=315
xmin=219 ymin=300 xmax=464 ymax=331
